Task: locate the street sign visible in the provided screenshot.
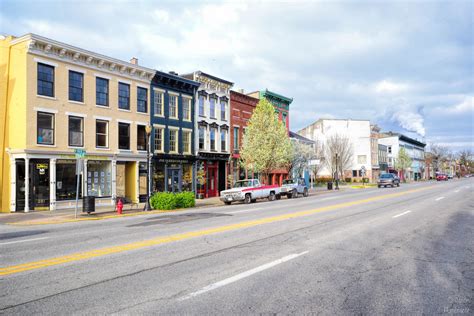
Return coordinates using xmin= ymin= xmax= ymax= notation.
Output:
xmin=74 ymin=149 xmax=86 ymax=158
xmin=360 ymin=165 xmax=366 ymax=177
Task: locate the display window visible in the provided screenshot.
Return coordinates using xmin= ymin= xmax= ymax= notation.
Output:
xmin=87 ymin=160 xmax=112 ymax=197
xmin=56 ymin=160 xmax=82 ymax=200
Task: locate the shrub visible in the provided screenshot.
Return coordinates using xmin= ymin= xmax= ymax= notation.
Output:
xmin=175 ymin=191 xmax=195 ymax=208
xmin=345 ymin=177 xmax=352 ymax=183
xmin=362 ymin=177 xmax=369 ymax=183
xmin=150 ymin=192 xmax=176 ymax=210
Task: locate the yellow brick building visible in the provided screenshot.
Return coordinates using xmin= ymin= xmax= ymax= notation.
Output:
xmin=0 ymin=34 xmax=155 ymax=212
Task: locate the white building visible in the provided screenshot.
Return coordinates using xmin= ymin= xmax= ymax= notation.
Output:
xmin=298 ymin=119 xmax=372 ymax=180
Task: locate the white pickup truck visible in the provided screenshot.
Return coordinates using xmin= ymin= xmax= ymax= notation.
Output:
xmin=220 ymin=179 xmax=281 ymax=205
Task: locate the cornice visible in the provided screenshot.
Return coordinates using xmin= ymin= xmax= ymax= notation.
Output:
xmin=15 ymin=33 xmax=155 ymax=84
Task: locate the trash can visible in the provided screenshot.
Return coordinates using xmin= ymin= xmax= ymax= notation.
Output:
xmin=82 ymin=196 xmax=96 ymax=214
xmin=327 ymin=182 xmax=333 ymax=190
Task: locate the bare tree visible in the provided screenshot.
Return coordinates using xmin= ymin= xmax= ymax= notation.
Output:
xmin=429 ymin=143 xmax=449 ymax=172
xmin=324 ymin=134 xmax=354 ymax=180
xmin=288 ymin=140 xmax=323 ymax=178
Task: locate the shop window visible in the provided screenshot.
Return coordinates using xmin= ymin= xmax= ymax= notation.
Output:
xmin=199 ymin=127 xmax=205 ymax=150
xmin=210 ymin=97 xmax=216 ymax=118
xmin=233 ymin=127 xmax=239 ymax=150
xmin=182 ymin=164 xmax=193 ymax=192
xmin=221 ymin=130 xmax=226 ymax=151
xmin=68 ymin=116 xmax=84 ymax=147
xmin=183 ymin=131 xmax=191 ymax=154
xmin=154 ymin=128 xmax=163 ymax=152
xmin=37 ymin=112 xmax=54 ymax=145
xmin=210 ymin=128 xmax=216 ymax=151
xmin=153 ymin=164 xmax=165 ymax=192
xmin=87 ymin=161 xmax=111 ymax=197
xmin=137 ymin=87 xmax=148 ymax=113
xmin=137 ymin=125 xmax=147 ymax=151
xmin=220 ymin=101 xmax=226 ymax=120
xmin=96 ymin=77 xmax=109 ymax=106
xmin=69 ymin=70 xmax=84 ymax=102
xmin=96 ymin=120 xmax=108 ymax=148
xmin=352 ymin=170 xmax=357 ymax=177
xmin=154 ymin=91 xmax=164 ymax=116
xmin=183 ymin=98 xmax=191 ymax=121
xmin=169 ymin=129 xmax=178 ymax=153
xmin=199 ymin=95 xmax=205 ymax=116
xmin=118 ymin=122 xmax=130 ymax=150
xmin=37 ymin=63 xmax=54 ymax=97
xmin=169 ymin=95 xmax=178 ymax=119
xmin=56 ymin=160 xmax=81 ymax=200
xmin=118 ymin=82 xmax=130 ymax=110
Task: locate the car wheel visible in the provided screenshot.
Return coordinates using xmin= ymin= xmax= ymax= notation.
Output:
xmin=268 ymin=191 xmax=275 ymax=201
xmin=244 ymin=194 xmax=251 ymax=204
xmin=303 ymin=188 xmax=308 ymax=197
xmin=378 ymin=185 xmax=382 ymax=188
xmin=276 ymin=194 xmax=281 ymax=200
xmin=291 ymin=190 xmax=298 ymax=199
xmin=397 ymin=183 xmax=400 ymax=187
xmin=287 ymin=193 xmax=292 ymax=199
xmin=224 ymin=201 xmax=231 ymax=205
xmin=251 ymin=199 xmax=257 ymax=203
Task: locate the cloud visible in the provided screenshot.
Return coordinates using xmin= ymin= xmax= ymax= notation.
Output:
xmin=374 ymin=80 xmax=410 ymax=94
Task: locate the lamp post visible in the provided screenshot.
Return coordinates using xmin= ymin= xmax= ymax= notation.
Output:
xmin=335 ymin=153 xmax=339 ymax=190
xmin=144 ymin=124 xmax=152 ymax=211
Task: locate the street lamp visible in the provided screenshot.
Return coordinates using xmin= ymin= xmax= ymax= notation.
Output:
xmin=335 ymin=153 xmax=339 ymax=190
xmin=144 ymin=124 xmax=152 ymax=211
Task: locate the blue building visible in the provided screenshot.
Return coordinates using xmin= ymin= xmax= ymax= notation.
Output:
xmin=150 ymin=71 xmax=200 ymax=193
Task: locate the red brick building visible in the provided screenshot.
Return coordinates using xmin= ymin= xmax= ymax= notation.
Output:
xmin=229 ymin=90 xmax=259 ymax=185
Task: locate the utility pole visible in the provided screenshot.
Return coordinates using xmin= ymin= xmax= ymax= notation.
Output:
xmin=335 ymin=153 xmax=339 ymax=190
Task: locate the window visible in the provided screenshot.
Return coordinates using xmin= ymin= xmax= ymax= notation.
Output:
xmin=221 ymin=130 xmax=226 ymax=151
xmin=154 ymin=128 xmax=163 ymax=152
xmin=210 ymin=97 xmax=216 ymax=118
xmin=220 ymin=101 xmax=226 ymax=120
xmin=352 ymin=170 xmax=357 ymax=177
xmin=96 ymin=77 xmax=109 ymax=106
xmin=137 ymin=87 xmax=148 ymax=113
xmin=153 ymin=91 xmax=164 ymax=116
xmin=183 ymin=98 xmax=191 ymax=121
xmin=183 ymin=131 xmax=191 ymax=154
xmin=357 ymin=155 xmax=367 ymax=164
xmin=87 ymin=161 xmax=111 ymax=197
xmin=210 ymin=128 xmax=216 ymax=151
xmin=199 ymin=95 xmax=205 ymax=116
xmin=137 ymin=125 xmax=147 ymax=151
xmin=96 ymin=120 xmax=108 ymax=148
xmin=37 ymin=112 xmax=54 ymax=145
xmin=169 ymin=129 xmax=177 ymax=153
xmin=118 ymin=122 xmax=130 ymax=150
xmin=56 ymin=160 xmax=81 ymax=200
xmin=68 ymin=116 xmax=84 ymax=147
xmin=282 ymin=113 xmax=287 ymax=127
xmin=199 ymin=127 xmax=205 ymax=150
xmin=118 ymin=83 xmax=130 ymax=110
xmin=169 ymin=95 xmax=178 ymax=118
xmin=37 ymin=63 xmax=54 ymax=97
xmin=233 ymin=127 xmax=239 ymax=150
xmin=388 ymin=146 xmax=392 ymax=154
xmin=69 ymin=71 xmax=84 ymax=102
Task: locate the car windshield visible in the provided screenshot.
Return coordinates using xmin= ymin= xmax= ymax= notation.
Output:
xmin=283 ymin=179 xmax=296 ymax=185
xmin=233 ymin=181 xmax=253 ymax=188
xmin=380 ymin=174 xmax=393 ymax=179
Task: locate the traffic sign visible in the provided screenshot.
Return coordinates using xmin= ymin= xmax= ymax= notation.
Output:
xmin=360 ymin=165 xmax=366 ymax=177
xmin=74 ymin=149 xmax=86 ymax=158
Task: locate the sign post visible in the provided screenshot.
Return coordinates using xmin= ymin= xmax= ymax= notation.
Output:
xmin=360 ymin=165 xmax=366 ymax=186
xmin=74 ymin=149 xmax=86 ymax=218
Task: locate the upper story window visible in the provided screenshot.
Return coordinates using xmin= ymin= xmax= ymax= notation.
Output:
xmin=69 ymin=71 xmax=84 ymax=102
xmin=137 ymin=87 xmax=148 ymax=113
xmin=153 ymin=91 xmax=164 ymax=116
xmin=169 ymin=129 xmax=178 ymax=153
xmin=68 ymin=116 xmax=84 ymax=147
xmin=199 ymin=126 xmax=205 ymax=150
xmin=282 ymin=113 xmax=287 ymax=127
xmin=96 ymin=77 xmax=109 ymax=106
xmin=118 ymin=122 xmax=130 ymax=150
xmin=169 ymin=95 xmax=178 ymax=119
xmin=233 ymin=127 xmax=239 ymax=150
xmin=118 ymin=83 xmax=130 ymax=110
xmin=154 ymin=127 xmax=163 ymax=152
xmin=210 ymin=97 xmax=216 ymax=119
xmin=220 ymin=101 xmax=227 ymax=121
xmin=37 ymin=63 xmax=55 ymax=97
xmin=96 ymin=120 xmax=108 ymax=148
xmin=37 ymin=112 xmax=54 ymax=145
xmin=210 ymin=128 xmax=216 ymax=151
xmin=183 ymin=98 xmax=191 ymax=121
xmin=183 ymin=130 xmax=191 ymax=154
xmin=137 ymin=125 xmax=147 ymax=151
xmin=388 ymin=146 xmax=392 ymax=154
xmin=199 ymin=95 xmax=205 ymax=116
xmin=221 ymin=130 xmax=226 ymax=152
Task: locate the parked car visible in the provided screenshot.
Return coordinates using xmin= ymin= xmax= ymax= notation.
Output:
xmin=220 ymin=179 xmax=281 ymax=205
xmin=280 ymin=178 xmax=309 ymax=198
xmin=377 ymin=173 xmax=400 ymax=188
xmin=436 ymin=173 xmax=448 ymax=181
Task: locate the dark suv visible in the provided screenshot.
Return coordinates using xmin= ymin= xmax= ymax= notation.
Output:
xmin=377 ymin=173 xmax=400 ymax=188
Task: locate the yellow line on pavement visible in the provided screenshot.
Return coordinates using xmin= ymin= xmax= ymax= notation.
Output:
xmin=0 ymin=185 xmax=436 ymax=276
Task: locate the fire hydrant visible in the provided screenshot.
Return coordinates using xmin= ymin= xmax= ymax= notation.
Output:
xmin=116 ymin=198 xmax=123 ymax=215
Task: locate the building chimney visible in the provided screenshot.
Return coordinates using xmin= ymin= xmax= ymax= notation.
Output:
xmin=169 ymin=71 xmax=178 ymax=75
xmin=130 ymin=57 xmax=138 ymax=65
xmin=239 ymin=88 xmax=244 ymax=94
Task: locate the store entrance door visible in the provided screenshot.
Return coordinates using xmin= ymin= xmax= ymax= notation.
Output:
xmin=15 ymin=159 xmax=25 ymax=211
xmin=167 ymin=168 xmax=180 ymax=193
xmin=30 ymin=159 xmax=50 ymax=210
xmin=207 ymin=164 xmax=218 ymax=197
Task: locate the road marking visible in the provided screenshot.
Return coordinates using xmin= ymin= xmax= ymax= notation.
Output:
xmin=226 ymin=208 xmax=263 ymax=214
xmin=435 ymin=197 xmax=445 ymax=201
xmin=0 ymin=237 xmax=49 ymax=246
xmin=179 ymin=251 xmax=309 ymax=301
xmin=393 ymin=211 xmax=411 ymax=218
xmin=0 ymin=185 xmax=437 ymax=276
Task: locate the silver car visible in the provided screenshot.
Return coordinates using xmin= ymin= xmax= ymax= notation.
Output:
xmin=280 ymin=178 xmax=309 ymax=198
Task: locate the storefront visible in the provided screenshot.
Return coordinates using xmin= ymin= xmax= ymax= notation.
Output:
xmin=152 ymin=157 xmax=195 ymax=193
xmin=196 ymin=152 xmax=228 ymax=198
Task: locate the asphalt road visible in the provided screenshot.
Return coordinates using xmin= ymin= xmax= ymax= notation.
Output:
xmin=1 ymin=179 xmax=473 ymax=315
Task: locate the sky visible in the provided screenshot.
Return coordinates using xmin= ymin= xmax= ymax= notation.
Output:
xmin=1 ymin=0 xmax=473 ymax=152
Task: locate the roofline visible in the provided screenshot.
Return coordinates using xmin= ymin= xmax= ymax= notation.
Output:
xmin=261 ymin=89 xmax=293 ymax=103
xmin=230 ymin=90 xmax=260 ymax=102
xmin=154 ymin=70 xmax=200 ymax=87
xmin=183 ymin=70 xmax=234 ymax=85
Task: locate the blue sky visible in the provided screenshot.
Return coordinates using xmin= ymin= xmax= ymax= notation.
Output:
xmin=1 ymin=0 xmax=472 ymax=151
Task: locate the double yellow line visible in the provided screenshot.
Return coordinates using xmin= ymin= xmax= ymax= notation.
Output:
xmin=0 ymin=185 xmax=435 ymax=276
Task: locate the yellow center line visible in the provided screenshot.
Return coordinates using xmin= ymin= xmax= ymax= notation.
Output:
xmin=0 ymin=185 xmax=436 ymax=276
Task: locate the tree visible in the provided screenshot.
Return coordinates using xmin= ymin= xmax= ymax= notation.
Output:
xmin=429 ymin=143 xmax=449 ymax=172
xmin=288 ymin=140 xmax=318 ymax=178
xmin=395 ymin=147 xmax=412 ymax=182
xmin=240 ymin=99 xmax=293 ymax=183
xmin=457 ymin=149 xmax=473 ymax=175
xmin=323 ymin=134 xmax=354 ymax=180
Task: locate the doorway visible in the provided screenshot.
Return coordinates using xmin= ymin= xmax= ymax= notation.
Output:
xmin=207 ymin=164 xmax=218 ymax=197
xmin=167 ymin=168 xmax=180 ymax=193
xmin=30 ymin=159 xmax=50 ymax=210
xmin=15 ymin=159 xmax=25 ymax=211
